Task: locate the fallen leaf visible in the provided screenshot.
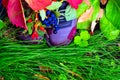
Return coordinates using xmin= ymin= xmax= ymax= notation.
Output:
xmin=34 ymin=74 xmax=50 ymax=80
xmin=0 ymin=76 xmax=4 ymax=80
xmin=39 ymin=66 xmax=53 ymax=73
xmin=67 ymin=70 xmax=84 ymax=80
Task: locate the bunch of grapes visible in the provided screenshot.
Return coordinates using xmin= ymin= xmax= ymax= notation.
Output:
xmin=40 ymin=10 xmax=60 ymax=34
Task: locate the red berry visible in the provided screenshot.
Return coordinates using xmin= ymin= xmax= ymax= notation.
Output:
xmin=90 ymin=31 xmax=94 ymax=35
xmin=40 ymin=26 xmax=45 ymax=32
xmin=31 ymin=31 xmax=39 ymax=40
xmin=27 ymin=18 xmax=33 ymax=23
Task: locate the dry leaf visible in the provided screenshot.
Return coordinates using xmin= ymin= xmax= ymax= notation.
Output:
xmin=34 ymin=74 xmax=50 ymax=80
xmin=66 ymin=70 xmax=84 ymax=80
xmin=83 ymin=0 xmax=90 ymax=6
xmin=77 ymin=7 xmax=94 ymax=23
xmin=39 ymin=66 xmax=53 ymax=73
xmin=0 ymin=76 xmax=4 ymax=80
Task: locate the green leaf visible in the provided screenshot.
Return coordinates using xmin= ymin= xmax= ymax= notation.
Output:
xmin=79 ymin=40 xmax=89 ymax=47
xmin=109 ymin=30 xmax=120 ymax=40
xmin=74 ymin=36 xmax=81 ymax=45
xmin=65 ymin=5 xmax=76 ymax=21
xmin=76 ymin=2 xmax=89 ymax=18
xmin=58 ymin=74 xmax=67 ymax=80
xmin=0 ymin=20 xmax=5 ymax=30
xmin=38 ymin=30 xmax=44 ymax=36
xmin=95 ymin=55 xmax=100 ymax=61
xmin=47 ymin=2 xmax=62 ymax=10
xmin=77 ymin=0 xmax=100 ymax=29
xmin=77 ymin=20 xmax=91 ymax=29
xmin=90 ymin=0 xmax=100 ymax=20
xmin=39 ymin=10 xmax=46 ymax=21
xmin=100 ymin=15 xmax=120 ymax=40
xmin=80 ymin=30 xmax=91 ymax=40
xmin=27 ymin=22 xmax=33 ymax=35
xmin=105 ymin=0 xmax=120 ymax=29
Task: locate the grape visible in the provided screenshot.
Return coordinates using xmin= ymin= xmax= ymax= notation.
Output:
xmin=51 ymin=14 xmax=56 ymax=17
xmin=48 ymin=17 xmax=52 ymax=22
xmin=46 ymin=23 xmax=51 ymax=27
xmin=39 ymin=10 xmax=60 ymax=34
xmin=43 ymin=19 xmax=48 ymax=24
xmin=46 ymin=10 xmax=51 ymax=16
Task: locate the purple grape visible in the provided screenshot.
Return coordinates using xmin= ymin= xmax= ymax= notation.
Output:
xmin=46 ymin=10 xmax=51 ymax=16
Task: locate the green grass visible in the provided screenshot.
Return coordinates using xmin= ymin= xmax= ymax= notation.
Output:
xmin=0 ymin=22 xmax=120 ymax=80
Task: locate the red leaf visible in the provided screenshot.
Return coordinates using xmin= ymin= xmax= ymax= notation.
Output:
xmin=7 ymin=0 xmax=27 ymax=30
xmin=67 ymin=0 xmax=83 ymax=9
xmin=2 ymin=0 xmax=9 ymax=8
xmin=25 ymin=0 xmax=52 ymax=10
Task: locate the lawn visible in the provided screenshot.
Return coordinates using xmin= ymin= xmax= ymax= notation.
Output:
xmin=0 ymin=0 xmax=120 ymax=80
xmin=0 ymin=24 xmax=120 ymax=80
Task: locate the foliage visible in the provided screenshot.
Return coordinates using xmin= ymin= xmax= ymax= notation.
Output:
xmin=0 ymin=20 xmax=5 ymax=30
xmin=74 ymin=30 xmax=90 ymax=47
xmin=100 ymin=15 xmax=120 ymax=40
xmin=75 ymin=0 xmax=120 ymax=47
xmin=7 ymin=0 xmax=27 ymax=29
xmin=0 ymin=0 xmax=120 ymax=80
xmin=105 ymin=0 xmax=120 ymax=29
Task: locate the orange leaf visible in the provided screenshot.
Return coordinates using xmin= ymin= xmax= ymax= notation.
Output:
xmin=25 ymin=0 xmax=52 ymax=10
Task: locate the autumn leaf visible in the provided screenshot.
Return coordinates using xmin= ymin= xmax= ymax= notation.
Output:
xmin=77 ymin=7 xmax=94 ymax=23
xmin=67 ymin=0 xmax=82 ymax=9
xmin=7 ymin=0 xmax=27 ymax=30
xmin=25 ymin=0 xmax=52 ymax=10
xmin=2 ymin=0 xmax=8 ymax=8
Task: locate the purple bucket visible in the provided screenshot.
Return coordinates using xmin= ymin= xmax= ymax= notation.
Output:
xmin=46 ymin=19 xmax=77 ymax=46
